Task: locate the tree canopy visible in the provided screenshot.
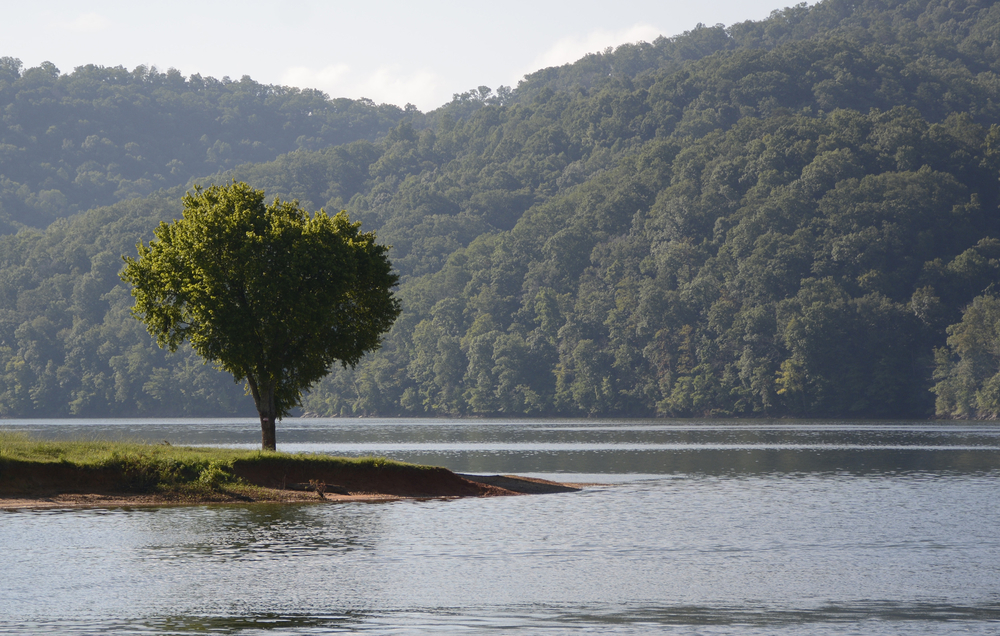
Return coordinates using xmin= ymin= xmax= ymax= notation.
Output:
xmin=5 ymin=0 xmax=1000 ymax=420
xmin=120 ymin=182 xmax=399 ymax=448
xmin=0 ymin=60 xmax=410 ymax=233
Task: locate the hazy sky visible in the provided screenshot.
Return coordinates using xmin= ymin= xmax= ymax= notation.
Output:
xmin=6 ymin=1 xmax=807 ymax=111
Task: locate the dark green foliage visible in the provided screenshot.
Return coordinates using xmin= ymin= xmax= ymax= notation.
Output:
xmin=0 ymin=59 xmax=408 ymax=232
xmin=0 ymin=195 xmax=256 ymax=417
xmin=6 ymin=0 xmax=1000 ymax=419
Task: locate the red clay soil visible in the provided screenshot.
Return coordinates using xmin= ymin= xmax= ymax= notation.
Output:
xmin=0 ymin=460 xmax=582 ymax=509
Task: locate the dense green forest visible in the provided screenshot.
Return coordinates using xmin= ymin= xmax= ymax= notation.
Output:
xmin=4 ymin=0 xmax=1000 ymax=419
xmin=0 ymin=58 xmax=411 ymax=233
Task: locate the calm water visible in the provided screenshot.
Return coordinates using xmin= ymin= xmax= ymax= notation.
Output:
xmin=2 ymin=418 xmax=1000 ymax=635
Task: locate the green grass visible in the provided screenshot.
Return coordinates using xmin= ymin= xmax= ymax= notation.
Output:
xmin=0 ymin=430 xmax=430 ymax=497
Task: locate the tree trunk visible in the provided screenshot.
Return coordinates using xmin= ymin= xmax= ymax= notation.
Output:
xmin=260 ymin=412 xmax=277 ymax=451
xmin=247 ymin=376 xmax=278 ymax=451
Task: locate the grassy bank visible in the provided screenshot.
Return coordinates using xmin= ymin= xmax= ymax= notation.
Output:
xmin=0 ymin=431 xmax=491 ymax=503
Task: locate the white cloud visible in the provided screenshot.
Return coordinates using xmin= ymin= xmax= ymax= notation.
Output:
xmin=281 ymin=63 xmax=351 ymax=95
xmin=358 ymin=66 xmax=443 ymax=108
xmin=57 ymin=12 xmax=111 ymax=33
xmin=516 ymin=23 xmax=662 ymax=83
xmin=282 ymin=63 xmax=445 ymax=110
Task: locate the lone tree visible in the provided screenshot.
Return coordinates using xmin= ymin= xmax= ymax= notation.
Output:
xmin=121 ymin=182 xmax=400 ymax=450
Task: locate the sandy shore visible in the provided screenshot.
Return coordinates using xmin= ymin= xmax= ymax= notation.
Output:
xmin=0 ymin=474 xmax=587 ymax=510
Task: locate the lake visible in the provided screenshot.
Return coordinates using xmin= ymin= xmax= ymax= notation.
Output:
xmin=2 ymin=418 xmax=999 ymax=634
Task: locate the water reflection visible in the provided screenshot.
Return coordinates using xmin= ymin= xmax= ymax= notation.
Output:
xmin=140 ymin=612 xmax=370 ymax=633
xmin=4 ymin=420 xmax=1000 ymax=635
xmin=266 ymin=446 xmax=1000 ymax=476
xmin=118 ymin=601 xmax=1000 ymax=634
xmin=0 ymin=503 xmax=397 ymax=632
xmin=137 ymin=504 xmax=383 ymax=563
xmin=4 ymin=471 xmax=1000 ymax=635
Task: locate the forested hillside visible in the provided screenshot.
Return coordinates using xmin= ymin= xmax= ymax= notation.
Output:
xmin=0 ymin=59 xmax=410 ymax=232
xmin=4 ymin=0 xmax=1000 ymax=419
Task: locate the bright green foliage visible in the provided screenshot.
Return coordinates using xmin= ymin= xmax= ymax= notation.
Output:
xmin=121 ymin=182 xmax=399 ymax=448
xmin=932 ymin=295 xmax=1000 ymax=418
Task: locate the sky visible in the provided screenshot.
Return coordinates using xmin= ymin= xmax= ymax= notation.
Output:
xmin=5 ymin=0 xmax=807 ymax=111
